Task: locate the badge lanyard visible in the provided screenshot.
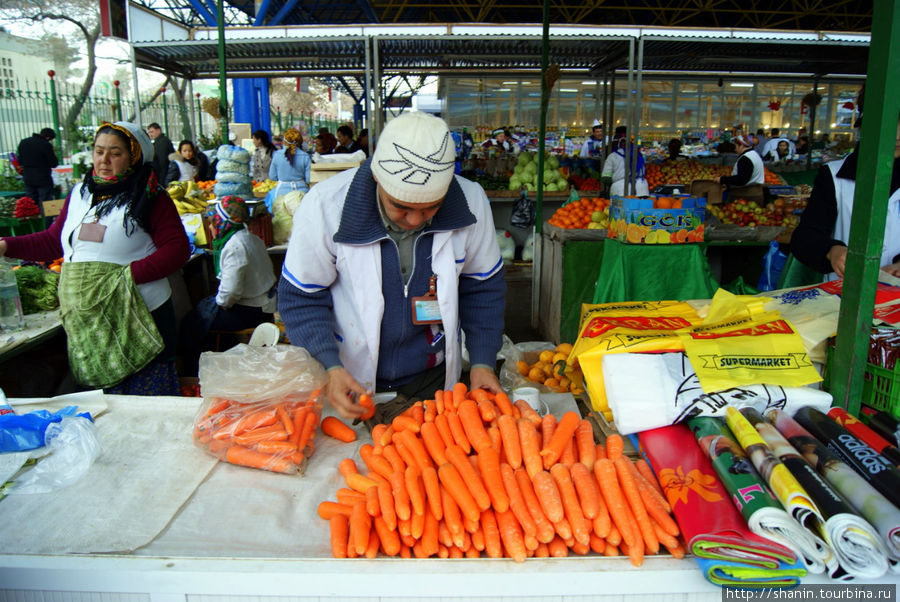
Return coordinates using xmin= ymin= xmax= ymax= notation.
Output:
xmin=411 ymin=274 xmax=442 ymax=325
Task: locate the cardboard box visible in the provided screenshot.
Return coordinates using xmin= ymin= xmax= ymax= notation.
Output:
xmin=310 ymin=160 xmax=362 ymax=185
xmin=690 ymin=179 xmax=723 ymax=205
xmin=607 ymin=195 xmax=706 ymax=244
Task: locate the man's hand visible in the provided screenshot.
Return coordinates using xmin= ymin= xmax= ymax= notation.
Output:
xmin=469 ymin=365 xmax=503 ymax=395
xmin=325 ymin=367 xmax=368 ymax=419
xmin=826 ymin=244 xmax=848 ymax=278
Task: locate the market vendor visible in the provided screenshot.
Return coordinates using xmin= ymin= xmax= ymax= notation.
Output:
xmin=716 ymin=135 xmax=764 ymax=188
xmin=579 ymin=122 xmax=605 ymax=162
xmin=601 ymin=128 xmax=649 ymax=197
xmin=0 ymin=121 xmax=190 ymax=395
xmin=268 ymin=127 xmax=311 ymax=196
xmin=278 ymin=111 xmax=506 ymax=420
xmin=179 ymin=196 xmax=276 ymax=376
xmin=482 ymin=127 xmax=514 ymax=153
xmin=791 ymin=94 xmax=900 ymax=281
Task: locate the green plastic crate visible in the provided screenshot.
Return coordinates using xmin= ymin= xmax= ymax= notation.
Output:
xmin=824 ymin=345 xmax=900 ymax=420
xmin=0 ymin=216 xmax=44 ymax=237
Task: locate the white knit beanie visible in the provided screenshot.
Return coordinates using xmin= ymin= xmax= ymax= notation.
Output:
xmin=371 ymin=112 xmax=456 ymax=204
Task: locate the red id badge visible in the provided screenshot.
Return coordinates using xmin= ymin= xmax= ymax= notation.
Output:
xmin=411 ymin=275 xmax=442 ymax=325
xmin=78 ymin=221 xmax=107 ymax=242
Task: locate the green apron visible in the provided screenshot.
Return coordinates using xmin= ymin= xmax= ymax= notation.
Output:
xmin=58 ymin=261 xmax=163 ymax=388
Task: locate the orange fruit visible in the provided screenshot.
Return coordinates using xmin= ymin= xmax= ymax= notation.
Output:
xmin=539 ymin=350 xmax=555 ymax=364
xmin=543 ymin=378 xmax=560 ymax=389
xmin=527 ymin=367 xmax=545 ymax=383
xmin=655 ymin=197 xmax=673 ymax=209
xmin=517 ymin=360 xmax=530 ymax=376
xmin=555 ymin=342 xmax=573 ymax=355
xmin=626 ymin=223 xmax=644 ymax=243
xmin=674 ymin=229 xmax=689 ymax=243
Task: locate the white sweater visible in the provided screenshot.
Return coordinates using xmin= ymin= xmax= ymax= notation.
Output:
xmin=216 ymin=229 xmax=276 ymax=310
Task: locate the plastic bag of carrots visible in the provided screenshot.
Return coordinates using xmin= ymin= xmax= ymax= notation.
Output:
xmin=192 ymin=344 xmax=328 ymax=475
xmin=317 ymin=383 xmax=684 ymax=564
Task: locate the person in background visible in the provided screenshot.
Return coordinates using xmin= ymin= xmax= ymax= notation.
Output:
xmin=146 ymin=122 xmax=174 ymax=182
xmin=812 ymin=133 xmax=830 ymax=150
xmin=16 ymin=127 xmax=59 ymax=206
xmin=580 ymin=123 xmax=605 ymax=161
xmin=278 ymin=111 xmax=505 ymax=420
xmin=665 ymin=138 xmax=687 ymax=162
xmin=334 ymin=125 xmax=362 ymax=154
xmin=792 ymin=89 xmax=900 ymax=281
xmin=601 ymin=128 xmax=649 ymax=197
xmin=795 ymin=135 xmax=810 ymax=155
xmin=482 ymin=128 xmax=514 ymax=152
xmin=268 ymin=127 xmax=311 ymax=196
xmin=165 ymin=140 xmax=201 ymax=185
xmin=250 ymin=129 xmax=276 ymax=182
xmin=179 ymin=196 xmax=276 ymax=376
xmin=755 ymin=128 xmax=769 ymax=152
xmin=761 ymin=128 xmax=795 ymax=159
xmin=313 ymin=132 xmax=337 ymax=157
xmin=716 ymin=135 xmax=764 ymax=189
xmin=357 ymin=128 xmax=371 ymax=157
xmin=0 ymin=122 xmax=190 ymax=395
xmin=765 ymin=139 xmax=792 ymax=162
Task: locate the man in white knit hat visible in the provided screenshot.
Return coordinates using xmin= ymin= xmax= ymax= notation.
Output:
xmin=279 ymin=111 xmax=506 ymax=420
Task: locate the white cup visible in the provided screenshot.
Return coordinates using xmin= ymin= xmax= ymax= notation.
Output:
xmin=513 ymin=386 xmax=542 ymax=412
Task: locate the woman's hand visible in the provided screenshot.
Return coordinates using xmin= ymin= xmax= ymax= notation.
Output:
xmin=469 ymin=365 xmax=503 ymax=395
xmin=826 ymin=244 xmax=848 ymax=278
xmin=325 ymin=366 xmax=368 ymax=419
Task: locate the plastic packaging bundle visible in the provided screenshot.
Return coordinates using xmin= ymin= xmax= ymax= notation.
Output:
xmin=214 ymin=144 xmax=253 ymax=200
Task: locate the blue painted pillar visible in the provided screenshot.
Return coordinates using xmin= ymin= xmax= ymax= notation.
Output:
xmin=233 ymin=78 xmax=271 ymax=135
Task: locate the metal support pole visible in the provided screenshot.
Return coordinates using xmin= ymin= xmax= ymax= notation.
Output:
xmin=47 ymin=70 xmax=63 ymax=159
xmin=161 ymin=87 xmax=169 ymax=135
xmin=633 ymin=36 xmax=644 ymax=193
xmin=114 ymin=80 xmax=123 ymax=121
xmin=216 ymin=0 xmax=229 ymax=143
xmin=188 ymin=79 xmax=196 ymax=140
xmin=373 ymin=36 xmax=382 ymax=139
xmin=531 ymin=0 xmax=551 ymax=334
xmin=196 ymin=93 xmax=204 ymax=138
xmin=807 ymin=78 xmax=818 ymax=170
xmin=363 ymin=35 xmax=371 ymax=132
xmin=624 ymin=38 xmax=635 ymax=196
xmin=829 ymin=0 xmax=900 ymax=414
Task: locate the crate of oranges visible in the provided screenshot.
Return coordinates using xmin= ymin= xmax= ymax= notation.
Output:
xmin=513 ymin=342 xmax=585 ymax=395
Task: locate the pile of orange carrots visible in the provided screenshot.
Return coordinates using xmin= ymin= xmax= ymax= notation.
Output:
xmin=193 ymin=396 xmax=322 ymax=475
xmin=317 ymin=383 xmax=683 ymax=564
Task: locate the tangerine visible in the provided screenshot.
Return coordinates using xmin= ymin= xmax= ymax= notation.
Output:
xmin=555 ymin=342 xmax=573 ymax=355
xmin=626 ymin=223 xmax=644 ymax=243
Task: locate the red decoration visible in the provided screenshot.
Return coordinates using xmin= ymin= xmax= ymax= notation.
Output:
xmin=842 ymin=101 xmax=855 ymax=110
xmin=801 ymin=104 xmax=808 ymax=115
xmin=47 ymin=70 xmax=55 ymax=78
xmin=113 ymin=80 xmax=120 ymax=87
xmin=767 ymin=101 xmax=781 ymax=111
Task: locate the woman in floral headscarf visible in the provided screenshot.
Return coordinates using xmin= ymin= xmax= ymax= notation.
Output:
xmin=178 ymin=195 xmax=276 ymax=376
xmin=268 ymin=127 xmax=311 ymax=198
xmin=0 ymin=121 xmax=190 ymax=395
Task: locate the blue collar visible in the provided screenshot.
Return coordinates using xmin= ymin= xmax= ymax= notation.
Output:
xmin=334 ymin=158 xmax=476 ymax=245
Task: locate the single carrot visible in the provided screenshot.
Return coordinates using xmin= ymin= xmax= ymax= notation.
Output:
xmin=445 ymin=411 xmax=471 ymax=454
xmin=589 ymin=532 xmax=606 ymax=555
xmin=373 ymin=515 xmax=401 ymax=557
xmin=595 ymin=442 xmax=607 ymax=460
xmin=470 ymin=523 xmax=485 ymax=551
xmin=515 ymin=467 xmax=556 ymax=544
xmin=433 ymin=413 xmax=455 ymax=448
xmin=605 ymin=434 xmax=624 ymax=462
xmin=603 ymin=543 xmax=619 ymax=557
xmin=547 ymin=536 xmax=568 ymax=557
xmin=421 ymin=507 xmax=440 ymax=557
xmin=531 ymin=470 xmax=565 ymax=523
xmin=651 ymin=517 xmax=681 ymax=551
xmin=621 ymin=502 xmax=645 ymax=567
xmin=593 ymin=458 xmax=637 ymax=548
xmin=437 ymin=462 xmax=481 ymax=523
xmin=389 ymin=470 xmax=411 ymax=521
xmin=628 ymin=461 xmax=679 ymax=536
xmin=392 ymin=437 xmax=418 ymax=470
xmin=410 ymin=507 xmax=425 ymax=539
xmin=338 ymin=457 xmax=359 ymax=478
xmin=540 ymin=413 xmax=557 ymax=450
xmin=463 ymin=513 xmax=480 ymax=535
xmin=571 ymin=540 xmax=591 ymax=556
xmin=541 ymin=411 xmax=580 ymax=469
xmin=377 ymin=479 xmax=397 ymax=531
xmin=423 ymin=400 xmax=436 ymax=423
xmin=523 ymin=532 xmax=539 ymax=552
xmin=493 ymin=391 xmax=515 ymax=416
xmin=382 ymin=444 xmax=406 ymax=474
xmin=361 ymin=446 xmax=394 ymax=480
xmin=288 ymin=406 xmax=308 ymax=445
xmin=233 ymin=407 xmax=278 ymax=436
xmin=445 ymin=445 xmax=491 ymax=512
xmin=421 ymin=465 xmax=443 ymax=521
xmin=329 ymin=514 xmax=349 ymax=558
xmin=495 ymin=508 xmax=527 ymax=562
xmin=452 ymin=382 xmax=468 ymax=409
xmin=497 ymin=414 xmax=522 ymax=470
xmin=477 ymin=446 xmax=510 ymax=513
xmin=378 ymin=425 xmax=395 ymax=447
xmin=392 ymin=414 xmax=421 ymax=434
xmin=357 ymin=393 xmax=375 ymax=421
xmin=336 ymin=487 xmax=367 ymax=506
xmin=224 ymin=445 xmax=296 ymax=474
xmin=349 ymin=500 xmax=371 ymax=556
xmin=662 ymin=540 xmax=686 ymax=559
xmin=434 ymin=389 xmax=445 ymax=415
xmin=635 ymin=459 xmax=665 ymax=499
xmin=480 ymin=508 xmax=503 ymax=558
xmin=575 ymin=420 xmax=596 ymax=468
xmin=416 ymin=422 xmax=447 ymax=468
xmin=614 ymin=456 xmax=658 ymax=554
xmin=255 ymin=440 xmax=298 ymax=455
xmin=560 ymin=433 xmax=578 ymax=466
xmin=605 ymin=523 xmax=621 ymax=547
xmin=399 ymin=544 xmax=411 ymax=558
xmin=233 ymin=425 xmax=288 ymax=446
xmin=345 ymin=472 xmax=379 ymax=494
xmin=318 ymin=500 xmax=353 ymax=519
xmin=396 ymin=428 xmax=432 ymax=471
xmin=441 ymin=484 xmax=464 ymax=536
xmin=550 ymin=463 xmax=590 ymax=546
xmin=321 ymin=416 xmax=357 ymax=443
xmin=569 ymin=461 xmax=600 ymax=520
xmin=412 ymin=402 xmax=427 ymax=427
xmin=499 ymin=462 xmax=537 ymax=539
xmin=534 ymin=542 xmax=550 ymax=558
xmin=518 ymin=417 xmax=543 ymax=479
xmin=438 ymin=520 xmax=453 ymax=548
xmin=458 ymin=399 xmax=492 ymax=452
xmin=275 ymin=404 xmax=294 ymax=435
xmin=514 ymin=399 xmax=541 ymax=426
xmin=405 ymin=465 xmax=426 ymax=517
xmin=371 ymin=423 xmax=389 ymax=447
xmin=295 ymin=411 xmax=318 ymax=452
xmin=552 ymin=517 xmax=573 ymax=542
xmin=477 ymin=398 xmax=498 ymax=423
xmin=487 ymin=425 xmax=503 ymax=456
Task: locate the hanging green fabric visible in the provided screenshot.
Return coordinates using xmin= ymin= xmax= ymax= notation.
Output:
xmin=211 ymin=228 xmax=240 ymax=277
xmin=57 ymin=261 xmax=163 ymax=388
xmin=592 ymin=238 xmax=720 ymax=304
xmin=777 ymin=253 xmax=825 ymax=289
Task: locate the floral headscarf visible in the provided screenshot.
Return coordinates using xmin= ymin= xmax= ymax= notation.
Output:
xmin=283 ymin=127 xmax=302 ymax=163
xmin=207 ymin=195 xmax=249 ymax=241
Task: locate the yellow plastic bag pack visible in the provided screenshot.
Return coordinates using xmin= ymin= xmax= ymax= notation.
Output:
xmin=679 ymin=289 xmax=822 ymax=393
xmin=569 ymin=300 xmax=703 ymax=419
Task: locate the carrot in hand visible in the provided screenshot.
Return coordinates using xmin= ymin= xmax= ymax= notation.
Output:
xmin=321 ymin=416 xmax=357 ymax=442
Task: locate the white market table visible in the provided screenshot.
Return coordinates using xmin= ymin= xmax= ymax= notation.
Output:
xmin=0 ymin=394 xmax=892 ymax=601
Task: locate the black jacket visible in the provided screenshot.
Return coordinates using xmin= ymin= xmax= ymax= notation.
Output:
xmin=17 ymin=133 xmax=58 ymax=187
xmin=151 ymin=134 xmax=175 ymax=181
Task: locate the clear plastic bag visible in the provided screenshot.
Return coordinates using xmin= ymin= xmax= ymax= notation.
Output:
xmin=193 ymin=344 xmax=328 ymax=475
xmin=5 ymin=416 xmax=101 ymax=495
xmin=497 ymin=336 xmax=558 ymax=392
